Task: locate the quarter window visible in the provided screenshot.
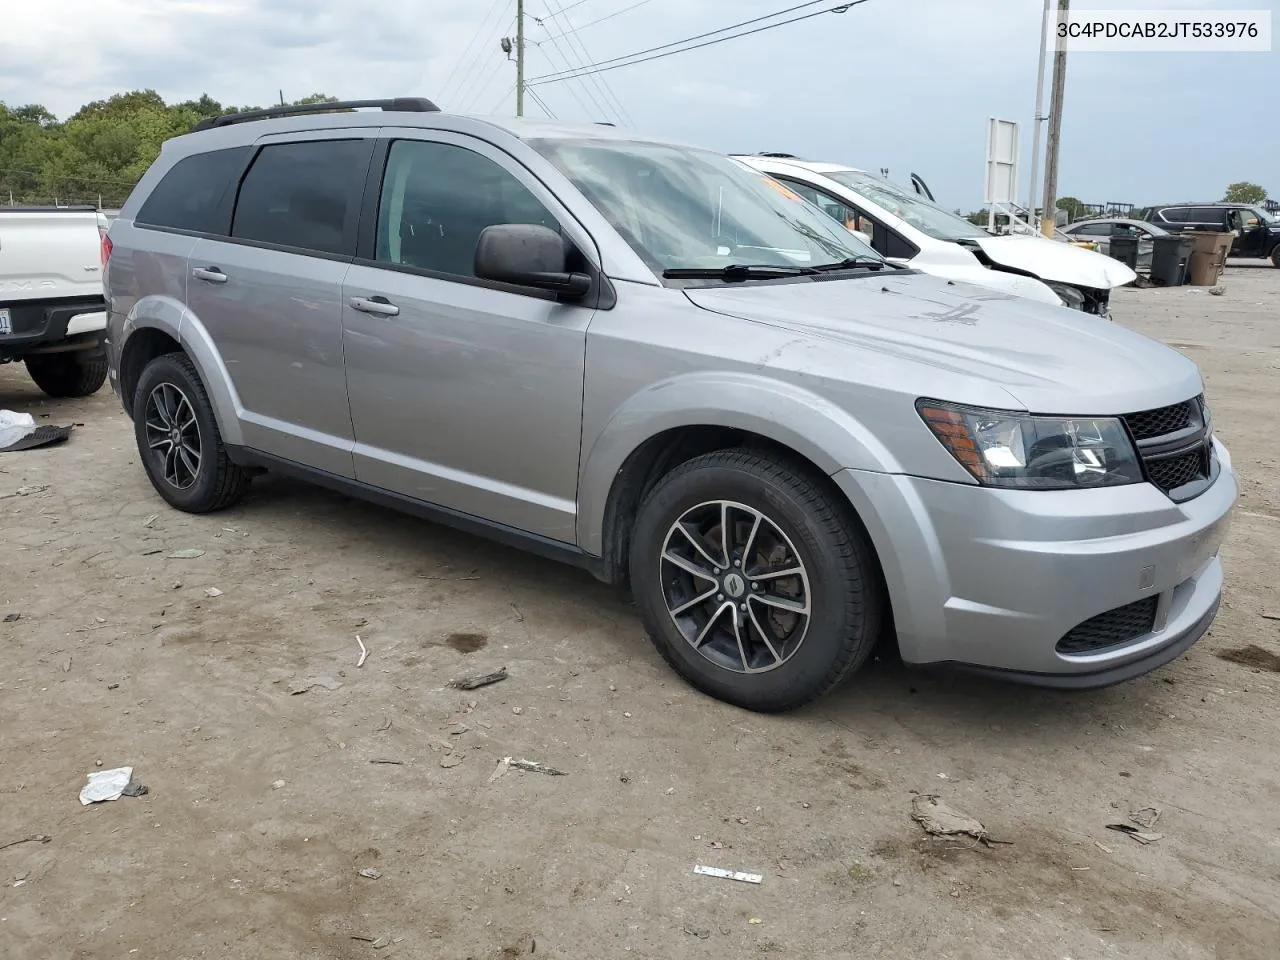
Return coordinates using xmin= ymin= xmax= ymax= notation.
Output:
xmin=231 ymin=140 xmax=372 ymax=257
xmin=135 ymin=147 xmax=251 ymax=235
xmin=375 ymin=140 xmax=559 ymax=278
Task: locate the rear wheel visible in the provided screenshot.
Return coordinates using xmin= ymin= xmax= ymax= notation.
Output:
xmin=629 ymin=449 xmax=883 ymax=712
xmin=25 ymin=352 xmax=108 ymax=398
xmin=1271 ymin=245 xmax=1280 ymax=268
xmin=132 ymin=352 xmax=249 ymax=513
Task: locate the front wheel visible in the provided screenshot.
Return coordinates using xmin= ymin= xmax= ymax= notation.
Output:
xmin=1271 ymin=245 xmax=1280 ymax=268
xmin=628 ymin=449 xmax=883 ymax=712
xmin=25 ymin=352 xmax=108 ymax=398
xmin=132 ymin=352 xmax=249 ymax=513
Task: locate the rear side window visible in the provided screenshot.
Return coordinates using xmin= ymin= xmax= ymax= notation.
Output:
xmin=1158 ymin=208 xmax=1190 ymax=223
xmin=135 ymin=147 xmax=251 ymax=235
xmin=231 ymin=140 xmax=373 ymax=257
xmin=1189 ymin=207 xmax=1224 ymax=223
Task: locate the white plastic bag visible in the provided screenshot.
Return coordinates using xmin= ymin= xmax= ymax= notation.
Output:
xmin=0 ymin=410 xmax=36 ymax=449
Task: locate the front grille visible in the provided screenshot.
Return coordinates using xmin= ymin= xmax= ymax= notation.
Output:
xmin=1056 ymin=596 xmax=1159 ymax=654
xmin=1123 ymin=400 xmax=1194 ymax=441
xmin=1147 ymin=449 xmax=1208 ymax=491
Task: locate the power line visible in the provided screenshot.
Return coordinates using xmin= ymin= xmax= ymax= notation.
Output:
xmin=541 ymin=0 xmax=632 ymax=125
xmin=437 ymin=0 xmax=508 ymax=101
xmin=529 ymin=0 xmax=844 ymax=83
xmin=443 ymin=1 xmax=514 ymax=106
xmin=539 ymin=0 xmax=655 ymax=43
xmin=526 ymin=88 xmax=559 ymax=118
xmin=546 ymin=0 xmax=636 ymax=125
xmin=533 ymin=23 xmax=615 ymax=121
xmin=484 ymin=82 xmax=519 ymax=115
xmin=445 ymin=3 xmax=514 ymax=108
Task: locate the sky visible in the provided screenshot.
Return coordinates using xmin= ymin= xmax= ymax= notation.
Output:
xmin=0 ymin=0 xmax=1276 ymax=210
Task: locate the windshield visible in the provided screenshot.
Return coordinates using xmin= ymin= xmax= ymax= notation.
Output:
xmin=530 ymin=138 xmax=882 ymax=273
xmin=826 ymin=169 xmax=989 ymax=241
xmin=1250 ymin=206 xmax=1277 ymax=223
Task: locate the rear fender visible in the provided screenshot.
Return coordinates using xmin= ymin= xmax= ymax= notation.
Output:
xmin=124 ymin=295 xmax=244 ymax=446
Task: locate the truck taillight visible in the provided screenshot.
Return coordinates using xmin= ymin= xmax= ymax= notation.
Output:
xmin=100 ymin=232 xmax=113 ymax=268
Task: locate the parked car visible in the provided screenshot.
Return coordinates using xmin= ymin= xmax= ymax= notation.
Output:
xmin=105 ymin=100 xmax=1235 ymax=711
xmin=1140 ymin=202 xmax=1280 ymax=265
xmin=1062 ymin=217 xmax=1171 ymax=271
xmin=0 ymin=206 xmax=110 ymax=396
xmin=735 ymin=154 xmax=1136 ymax=317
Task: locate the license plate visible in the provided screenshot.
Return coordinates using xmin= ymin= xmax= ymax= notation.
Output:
xmin=0 ymin=308 xmax=10 ymax=335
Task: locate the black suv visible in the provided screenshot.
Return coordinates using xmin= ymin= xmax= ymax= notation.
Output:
xmin=1140 ymin=202 xmax=1280 ymax=266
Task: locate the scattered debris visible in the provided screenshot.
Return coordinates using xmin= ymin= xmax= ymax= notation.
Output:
xmin=355 ymin=635 xmax=368 ymax=668
xmin=910 ymin=794 xmax=1009 ymax=846
xmin=358 ymin=867 xmax=382 ymax=880
xmin=167 ymin=549 xmax=205 ymax=560
xmin=107 ymin=683 xmax=119 ymax=690
xmin=351 ymin=935 xmax=401 ymax=949
xmin=272 ymin=779 xmax=287 ymax=789
xmin=288 ymin=676 xmax=343 ymax=695
xmin=439 ymin=753 xmax=465 ymax=769
xmin=369 ymin=759 xmax=404 ymax=766
xmin=142 ymin=549 xmax=163 ymax=556
xmin=0 ymin=835 xmax=51 ymax=852
xmin=1260 ymin=612 xmax=1280 ymax=622
xmin=375 ymin=717 xmax=392 ymax=732
xmin=448 ymin=667 xmax=508 ymax=690
xmin=693 ymin=865 xmax=763 ymax=884
xmin=63 ymin=656 xmax=72 ymax=673
xmin=512 ymin=706 xmax=524 ymax=715
xmin=683 ymin=924 xmax=711 ymax=940
xmin=490 ymin=757 xmax=567 ymax=782
xmin=204 ymin=587 xmax=224 ymax=598
xmin=1094 ymin=841 xmax=1114 ymax=854
xmin=1 ymin=483 xmax=49 ymax=499
xmin=142 ymin=514 xmax=158 ymax=528
xmin=1208 ymin=285 xmax=1225 ymax=296
xmin=1129 ymin=807 xmax=1161 ymax=830
xmin=121 ymin=781 xmax=149 ymax=798
xmin=1105 ymin=823 xmax=1164 ymax=844
xmin=449 ymin=723 xmax=469 ymax=736
xmin=748 ymin=917 xmax=763 ymax=925
xmin=79 ymin=767 xmax=134 ymax=805
xmin=0 ymin=411 xmax=73 ymax=453
xmin=3 ymin=612 xmax=20 ymax=623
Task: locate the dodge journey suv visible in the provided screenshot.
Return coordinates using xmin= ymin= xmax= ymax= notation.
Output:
xmin=104 ymin=99 xmax=1237 ymax=712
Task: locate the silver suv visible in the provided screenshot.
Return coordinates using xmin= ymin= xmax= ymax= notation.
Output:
xmin=104 ymin=99 xmax=1237 ymax=711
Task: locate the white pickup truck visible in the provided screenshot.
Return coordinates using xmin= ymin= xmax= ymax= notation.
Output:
xmin=0 ymin=207 xmax=110 ymax=397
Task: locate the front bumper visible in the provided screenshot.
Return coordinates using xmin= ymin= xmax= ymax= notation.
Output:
xmin=834 ymin=438 xmax=1237 ymax=684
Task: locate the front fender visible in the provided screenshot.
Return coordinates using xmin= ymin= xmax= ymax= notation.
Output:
xmin=124 ymin=295 xmax=244 ymax=447
xmin=577 ymin=371 xmax=900 ymax=556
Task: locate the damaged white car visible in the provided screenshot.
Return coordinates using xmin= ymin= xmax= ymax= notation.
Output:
xmin=736 ymin=154 xmax=1135 ymax=318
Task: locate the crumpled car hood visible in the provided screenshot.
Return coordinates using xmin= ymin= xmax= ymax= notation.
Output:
xmin=682 ymin=272 xmax=1202 ymax=415
xmin=966 ymin=234 xmax=1138 ymax=289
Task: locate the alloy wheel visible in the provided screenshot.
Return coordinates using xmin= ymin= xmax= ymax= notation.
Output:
xmin=659 ymin=500 xmax=812 ymax=674
xmin=144 ymin=382 xmax=202 ymax=490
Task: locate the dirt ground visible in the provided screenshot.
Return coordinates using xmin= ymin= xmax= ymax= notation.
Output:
xmin=2 ymin=265 xmax=1279 ymax=960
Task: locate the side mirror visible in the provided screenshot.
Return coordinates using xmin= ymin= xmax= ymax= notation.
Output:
xmin=475 ymin=223 xmax=591 ymax=298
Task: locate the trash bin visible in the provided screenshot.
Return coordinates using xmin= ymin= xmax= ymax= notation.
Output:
xmin=1108 ymin=233 xmax=1140 ymax=269
xmin=1149 ymin=235 xmax=1192 ymax=286
xmin=1185 ymin=230 xmax=1233 ymax=285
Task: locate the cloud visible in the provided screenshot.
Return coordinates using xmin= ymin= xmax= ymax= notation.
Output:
xmin=2 ymin=0 xmax=1274 ymax=207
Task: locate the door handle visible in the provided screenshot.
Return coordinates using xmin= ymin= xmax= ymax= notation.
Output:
xmin=192 ymin=266 xmax=227 ymax=284
xmin=349 ymin=296 xmax=400 ymax=317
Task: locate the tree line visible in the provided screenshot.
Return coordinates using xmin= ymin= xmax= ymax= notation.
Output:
xmin=0 ymin=91 xmax=336 ymax=208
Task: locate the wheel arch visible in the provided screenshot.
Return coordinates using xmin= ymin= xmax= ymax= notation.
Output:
xmin=121 ymin=296 xmax=244 ymax=446
xmin=579 ymin=375 xmax=898 ymax=588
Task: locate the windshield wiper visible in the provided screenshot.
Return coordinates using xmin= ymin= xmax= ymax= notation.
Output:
xmin=662 ymin=263 xmax=816 ymax=281
xmin=808 ymin=257 xmax=888 ymax=272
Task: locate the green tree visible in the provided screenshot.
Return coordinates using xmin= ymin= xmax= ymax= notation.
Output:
xmin=1055 ymin=196 xmax=1084 ymax=221
xmin=1223 ymin=181 xmax=1267 ymax=204
xmin=0 ymin=90 xmax=337 ymax=207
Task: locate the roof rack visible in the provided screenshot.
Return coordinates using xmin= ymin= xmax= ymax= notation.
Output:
xmin=193 ymin=97 xmax=440 ymax=132
xmin=755 ymin=152 xmax=800 ymax=159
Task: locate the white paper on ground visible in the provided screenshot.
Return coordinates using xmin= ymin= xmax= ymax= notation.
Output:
xmin=80 ymin=766 xmax=133 ymax=805
xmin=0 ymin=410 xmax=36 ymax=449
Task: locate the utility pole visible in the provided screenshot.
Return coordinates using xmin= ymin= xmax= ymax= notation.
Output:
xmin=1040 ymin=0 xmax=1069 ymax=238
xmin=516 ymin=0 xmax=526 ymax=117
xmin=1026 ymin=0 xmax=1051 ymax=226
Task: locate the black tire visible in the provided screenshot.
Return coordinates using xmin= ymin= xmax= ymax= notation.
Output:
xmin=628 ymin=449 xmax=883 ymax=713
xmin=132 ymin=352 xmax=249 ymax=513
xmin=25 ymin=353 xmax=108 ymax=398
xmin=1271 ymin=246 xmax=1280 ymax=268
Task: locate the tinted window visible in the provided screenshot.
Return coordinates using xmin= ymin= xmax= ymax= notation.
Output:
xmin=375 ymin=140 xmax=558 ymax=278
xmin=1070 ymin=222 xmax=1110 ymax=236
xmin=1157 ymin=208 xmax=1189 ymax=223
xmin=1188 ymin=207 xmax=1224 ymax=223
xmin=135 ymin=147 xmax=250 ymax=234
xmin=231 ymin=140 xmax=372 ymax=257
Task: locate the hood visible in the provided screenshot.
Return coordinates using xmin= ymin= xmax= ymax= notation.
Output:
xmin=965 ymin=234 xmax=1137 ymax=289
xmin=682 ymin=272 xmax=1202 ymax=416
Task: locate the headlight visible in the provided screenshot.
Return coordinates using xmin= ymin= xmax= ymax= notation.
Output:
xmin=1044 ymin=280 xmax=1086 ymax=311
xmin=917 ymin=400 xmax=1143 ymax=489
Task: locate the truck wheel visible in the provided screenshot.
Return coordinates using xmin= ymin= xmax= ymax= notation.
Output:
xmin=132 ymin=352 xmax=249 ymax=513
xmin=629 ymin=449 xmax=883 ymax=712
xmin=25 ymin=353 xmax=108 ymax=398
xmin=1271 ymin=246 xmax=1280 ymax=268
